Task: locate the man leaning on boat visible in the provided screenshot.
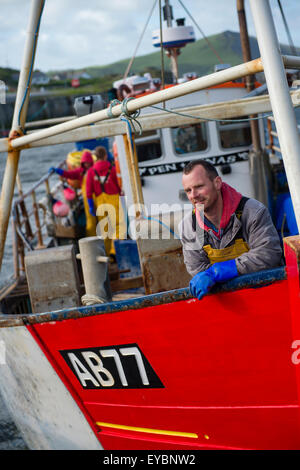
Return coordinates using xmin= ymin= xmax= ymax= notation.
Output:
xmin=179 ymin=160 xmax=283 ymax=301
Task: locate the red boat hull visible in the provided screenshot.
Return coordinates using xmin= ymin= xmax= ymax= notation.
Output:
xmin=27 ymin=270 xmax=300 ymax=450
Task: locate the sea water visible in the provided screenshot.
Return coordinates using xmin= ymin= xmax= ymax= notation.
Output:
xmin=0 ymin=142 xmax=74 ymax=287
xmin=0 ymin=393 xmax=28 ymax=450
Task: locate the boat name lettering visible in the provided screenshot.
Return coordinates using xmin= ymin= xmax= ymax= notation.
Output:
xmin=139 ymin=151 xmax=249 ymax=176
xmin=60 ymin=343 xmax=164 ymax=390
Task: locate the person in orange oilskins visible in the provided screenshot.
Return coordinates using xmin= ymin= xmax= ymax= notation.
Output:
xmin=86 ymin=146 xmax=126 ymax=262
xmin=49 ymin=150 xmax=97 ymax=236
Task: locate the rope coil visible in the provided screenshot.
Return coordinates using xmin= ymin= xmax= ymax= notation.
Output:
xmin=107 ymin=99 xmax=121 ymax=118
xmin=121 ymin=98 xmax=143 ymax=135
xmin=108 ymin=97 xmax=143 ymax=135
xmin=81 ymin=294 xmax=107 ymax=306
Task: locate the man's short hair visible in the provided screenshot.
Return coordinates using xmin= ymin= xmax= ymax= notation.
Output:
xmin=94 ymin=146 xmax=107 ymax=160
xmin=183 ymin=159 xmax=219 ymax=181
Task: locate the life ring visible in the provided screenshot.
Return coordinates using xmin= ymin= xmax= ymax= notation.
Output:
xmin=116 ymin=83 xmax=132 ymax=101
xmin=66 ymin=150 xmax=83 ymax=188
xmin=66 ymin=149 xmax=97 ymax=188
xmin=112 ymin=140 xmax=123 ymax=190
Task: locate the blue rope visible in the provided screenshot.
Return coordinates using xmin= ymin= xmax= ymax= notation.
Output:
xmin=108 ymin=92 xmax=281 ymax=131
xmin=121 ymin=97 xmax=143 ymax=135
xmin=141 ymin=215 xmax=181 ymax=239
xmin=27 ymin=101 xmax=48 ymax=121
xmin=150 ymin=104 xmax=274 ymax=123
xmin=120 ymin=115 xmax=135 ymax=154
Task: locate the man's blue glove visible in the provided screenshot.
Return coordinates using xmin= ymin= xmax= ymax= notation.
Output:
xmin=88 ymin=198 xmax=96 ymax=216
xmin=189 ymin=270 xmax=216 ymax=300
xmin=189 ymin=259 xmax=238 ymax=300
xmin=49 ymin=167 xmax=64 ymax=176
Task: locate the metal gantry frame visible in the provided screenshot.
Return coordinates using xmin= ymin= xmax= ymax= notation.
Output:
xmin=1 ymin=0 xmax=300 ymax=271
xmin=0 ymin=0 xmax=45 ymax=271
xmin=249 ymin=0 xmax=300 ymax=232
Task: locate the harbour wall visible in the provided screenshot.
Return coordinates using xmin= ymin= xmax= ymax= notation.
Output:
xmin=0 ymin=92 xmax=88 ymax=135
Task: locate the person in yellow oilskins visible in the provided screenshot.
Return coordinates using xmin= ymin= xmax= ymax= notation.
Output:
xmin=50 ymin=150 xmax=97 ymax=236
xmin=86 ymin=146 xmax=126 ymax=262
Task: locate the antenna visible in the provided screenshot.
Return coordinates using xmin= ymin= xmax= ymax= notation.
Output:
xmin=152 ymin=0 xmax=195 ymax=83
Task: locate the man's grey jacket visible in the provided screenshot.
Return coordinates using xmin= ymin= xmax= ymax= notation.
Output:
xmin=179 ymin=198 xmax=283 ymax=277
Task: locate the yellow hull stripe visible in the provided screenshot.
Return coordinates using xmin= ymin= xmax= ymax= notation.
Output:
xmin=96 ymin=421 xmax=198 ymax=439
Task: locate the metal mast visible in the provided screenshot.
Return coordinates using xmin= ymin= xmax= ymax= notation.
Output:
xmin=249 ymin=0 xmax=300 ymax=231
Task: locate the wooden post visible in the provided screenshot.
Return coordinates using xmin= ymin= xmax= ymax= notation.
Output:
xmin=237 ymin=0 xmax=262 ymax=153
xmin=122 ymin=132 xmax=144 ymax=216
xmin=31 ymin=191 xmax=44 ymax=249
xmin=14 ymin=204 xmax=25 ymax=275
xmin=11 ymin=216 xmax=20 ymax=280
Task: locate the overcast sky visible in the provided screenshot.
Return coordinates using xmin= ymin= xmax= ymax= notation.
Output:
xmin=0 ymin=0 xmax=299 ymax=72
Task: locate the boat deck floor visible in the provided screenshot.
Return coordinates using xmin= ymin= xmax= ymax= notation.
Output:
xmin=0 ymin=263 xmax=145 ymax=315
xmin=112 ymin=291 xmax=145 ymax=301
xmin=1 ymin=266 xmax=287 ymax=317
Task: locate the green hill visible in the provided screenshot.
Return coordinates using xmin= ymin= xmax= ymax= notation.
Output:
xmin=81 ymin=30 xmax=299 ymax=80
xmin=84 ymin=31 xmax=248 ymax=79
xmin=0 ymin=67 xmax=19 ymax=86
xmin=2 ymin=30 xmax=299 ymax=86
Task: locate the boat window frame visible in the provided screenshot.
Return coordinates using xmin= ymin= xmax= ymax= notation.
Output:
xmin=135 ymin=128 xmax=165 ymax=165
xmin=217 ymin=118 xmax=252 ymax=150
xmin=169 ymin=121 xmax=211 ymax=158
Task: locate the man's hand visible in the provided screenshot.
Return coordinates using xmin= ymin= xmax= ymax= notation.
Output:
xmin=189 ymin=259 xmax=238 ymax=300
xmin=189 ymin=270 xmax=215 ymax=300
xmin=49 ymin=167 xmax=64 ymax=176
xmin=87 ymin=198 xmax=96 ymax=216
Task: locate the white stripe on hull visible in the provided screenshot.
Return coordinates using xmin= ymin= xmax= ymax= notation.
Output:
xmin=0 ymin=325 xmax=102 ymax=450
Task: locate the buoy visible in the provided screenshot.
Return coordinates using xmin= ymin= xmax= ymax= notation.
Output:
xmin=53 ymin=200 xmax=69 ymax=217
xmin=63 ymin=187 xmax=76 ymax=202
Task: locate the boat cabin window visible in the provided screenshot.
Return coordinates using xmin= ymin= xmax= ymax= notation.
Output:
xmin=171 ymin=123 xmax=208 ymax=155
xmin=218 ymin=119 xmax=251 ymax=148
xmin=135 ymin=130 xmax=162 ymax=162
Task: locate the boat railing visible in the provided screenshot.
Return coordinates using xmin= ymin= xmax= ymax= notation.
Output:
xmin=10 ymin=160 xmax=66 ymax=282
xmin=0 ymin=266 xmax=286 ymax=326
xmin=266 ymin=116 xmax=283 ymax=159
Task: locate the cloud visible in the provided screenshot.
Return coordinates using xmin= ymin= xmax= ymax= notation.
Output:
xmin=0 ymin=0 xmax=299 ymax=71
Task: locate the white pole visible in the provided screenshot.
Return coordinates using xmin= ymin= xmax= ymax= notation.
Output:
xmin=8 ymin=54 xmax=300 ymax=152
xmin=12 ymin=0 xmax=45 ymax=131
xmin=249 ymin=0 xmax=300 ymax=231
xmin=7 ymin=54 xmax=300 ymax=151
xmin=0 ymin=0 xmax=44 ymax=271
xmin=13 ymin=0 xmax=45 ymax=194
xmin=10 ymin=57 xmax=264 ymax=149
xmin=0 ymin=87 xmax=299 ymax=153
